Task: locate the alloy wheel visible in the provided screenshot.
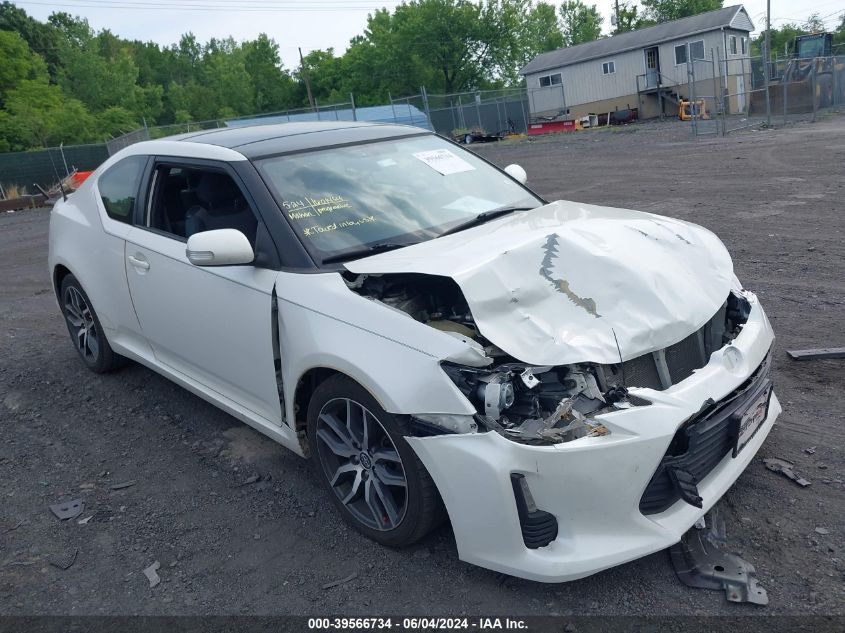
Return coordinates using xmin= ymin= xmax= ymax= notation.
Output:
xmin=63 ymin=285 xmax=100 ymax=361
xmin=315 ymin=397 xmax=408 ymax=531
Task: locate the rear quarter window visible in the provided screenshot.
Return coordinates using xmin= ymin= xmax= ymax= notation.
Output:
xmin=98 ymin=156 xmax=146 ymax=224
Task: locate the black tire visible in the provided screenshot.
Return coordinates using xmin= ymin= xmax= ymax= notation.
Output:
xmin=59 ymin=274 xmax=123 ymax=373
xmin=307 ymin=375 xmax=445 ymax=547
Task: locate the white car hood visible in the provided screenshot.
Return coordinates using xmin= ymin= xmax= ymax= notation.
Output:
xmin=344 ymin=200 xmax=734 ymax=366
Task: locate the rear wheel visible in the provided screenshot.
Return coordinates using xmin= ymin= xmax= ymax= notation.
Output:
xmin=59 ymin=274 xmax=122 ymax=373
xmin=307 ymin=375 xmax=444 ymax=547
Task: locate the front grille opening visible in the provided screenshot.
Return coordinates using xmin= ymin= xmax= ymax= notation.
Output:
xmin=598 ymin=293 xmax=750 ymax=392
xmin=638 ymin=352 xmax=772 ymax=515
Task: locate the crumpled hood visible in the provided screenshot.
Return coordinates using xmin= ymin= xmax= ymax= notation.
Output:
xmin=345 ymin=200 xmax=734 ymax=366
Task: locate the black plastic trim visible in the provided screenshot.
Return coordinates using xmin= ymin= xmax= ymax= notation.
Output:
xmin=510 ymin=473 xmax=558 ymax=549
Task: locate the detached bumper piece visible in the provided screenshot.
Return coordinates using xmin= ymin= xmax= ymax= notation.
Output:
xmin=640 ymin=352 xmax=772 ymax=515
xmin=511 ymin=474 xmax=558 ymax=549
xmin=670 ymin=504 xmax=769 ymax=605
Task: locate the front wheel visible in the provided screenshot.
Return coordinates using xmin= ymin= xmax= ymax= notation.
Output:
xmin=307 ymin=375 xmax=444 ymax=547
xmin=59 ymin=274 xmax=123 ymax=373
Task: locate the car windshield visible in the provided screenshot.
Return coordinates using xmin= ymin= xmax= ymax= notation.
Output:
xmin=255 ymin=134 xmax=542 ymax=262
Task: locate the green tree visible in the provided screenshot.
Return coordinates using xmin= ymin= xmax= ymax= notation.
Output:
xmin=641 ymin=0 xmax=722 ymax=23
xmin=558 ymin=1 xmax=603 ymax=47
xmin=243 ymin=34 xmax=297 ymax=112
xmin=516 ymin=2 xmax=564 ymax=68
xmin=3 ymin=78 xmax=94 ymax=148
xmin=0 ymin=1 xmax=62 ymax=78
xmin=613 ymin=2 xmax=653 ymax=33
xmin=0 ymin=30 xmax=48 ymax=102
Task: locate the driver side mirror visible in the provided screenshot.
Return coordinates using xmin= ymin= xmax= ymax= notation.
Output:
xmin=186 ymin=229 xmax=254 ymax=266
xmin=504 ymin=164 xmax=527 ymax=185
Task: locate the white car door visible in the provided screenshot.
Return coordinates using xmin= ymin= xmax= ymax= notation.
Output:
xmin=124 ymin=161 xmax=282 ymax=425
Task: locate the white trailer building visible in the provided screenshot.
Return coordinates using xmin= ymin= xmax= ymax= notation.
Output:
xmin=520 ymin=5 xmax=755 ymax=121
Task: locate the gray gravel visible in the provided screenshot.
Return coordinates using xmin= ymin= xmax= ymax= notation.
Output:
xmin=1 ymin=115 xmax=843 ymax=615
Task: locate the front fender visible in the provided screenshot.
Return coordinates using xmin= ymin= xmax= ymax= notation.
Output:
xmin=275 ymin=271 xmax=477 ymax=424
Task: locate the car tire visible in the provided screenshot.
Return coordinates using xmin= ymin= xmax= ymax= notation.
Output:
xmin=59 ymin=274 xmax=123 ymax=373
xmin=307 ymin=374 xmax=445 ymax=547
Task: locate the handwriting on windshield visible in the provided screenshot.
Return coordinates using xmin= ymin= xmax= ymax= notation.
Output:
xmin=284 ymin=194 xmax=352 ymax=219
xmin=303 ymin=215 xmax=376 ymax=237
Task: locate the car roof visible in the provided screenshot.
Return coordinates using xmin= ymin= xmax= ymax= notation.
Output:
xmin=165 ymin=121 xmax=428 ymax=159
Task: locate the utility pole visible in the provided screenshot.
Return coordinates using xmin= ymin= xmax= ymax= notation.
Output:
xmin=614 ymin=0 xmax=620 ymax=34
xmin=299 ymin=47 xmax=316 ymax=112
xmin=764 ymin=0 xmax=771 ymax=125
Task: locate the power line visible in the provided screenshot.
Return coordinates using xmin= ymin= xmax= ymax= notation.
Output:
xmin=13 ymin=0 xmax=400 ymax=11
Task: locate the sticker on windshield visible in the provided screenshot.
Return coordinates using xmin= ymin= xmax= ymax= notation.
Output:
xmin=413 ymin=149 xmax=475 ymax=175
xmin=443 ymin=196 xmax=500 ymax=214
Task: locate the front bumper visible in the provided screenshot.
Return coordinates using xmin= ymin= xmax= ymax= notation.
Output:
xmin=406 ymin=293 xmax=779 ymax=583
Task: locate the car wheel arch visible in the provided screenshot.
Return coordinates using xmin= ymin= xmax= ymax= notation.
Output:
xmin=292 ymin=367 xmax=395 ymax=455
xmin=53 ymin=264 xmax=73 ymax=302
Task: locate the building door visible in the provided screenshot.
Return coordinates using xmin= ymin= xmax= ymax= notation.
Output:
xmin=644 ymin=47 xmax=660 ymax=88
xmin=736 ymin=75 xmax=746 ymax=112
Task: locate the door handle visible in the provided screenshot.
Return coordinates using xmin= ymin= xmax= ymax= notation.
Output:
xmin=128 ymin=254 xmax=150 ymax=271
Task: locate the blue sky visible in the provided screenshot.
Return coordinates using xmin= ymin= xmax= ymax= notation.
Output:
xmin=13 ymin=1 xmax=844 ymax=69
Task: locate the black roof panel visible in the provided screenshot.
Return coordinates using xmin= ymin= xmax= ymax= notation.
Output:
xmin=175 ymin=121 xmax=427 ymax=158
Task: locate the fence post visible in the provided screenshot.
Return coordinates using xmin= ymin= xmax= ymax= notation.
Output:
xmin=388 ymin=92 xmax=398 ymax=124
xmin=782 ymin=64 xmax=788 ymax=125
xmin=519 ymin=89 xmax=529 ymax=134
xmin=350 ymin=93 xmax=357 ymax=121
xmin=811 ymin=62 xmax=817 ymax=122
xmin=763 ymin=44 xmax=771 ymax=126
xmin=421 ymin=86 xmax=431 ymax=130
xmin=833 ymin=57 xmax=840 ymax=107
xmin=710 ymin=49 xmax=721 ymax=135
xmin=474 ymin=92 xmax=482 ymax=129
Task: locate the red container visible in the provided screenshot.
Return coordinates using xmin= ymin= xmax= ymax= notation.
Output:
xmin=527 ymin=120 xmax=577 ymax=136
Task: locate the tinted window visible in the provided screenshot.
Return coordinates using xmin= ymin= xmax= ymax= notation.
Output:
xmin=99 ymin=156 xmax=146 ymax=224
xmin=148 ymin=165 xmax=258 ymax=246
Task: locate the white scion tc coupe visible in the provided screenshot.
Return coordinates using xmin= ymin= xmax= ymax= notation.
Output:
xmin=49 ymin=122 xmax=779 ymax=582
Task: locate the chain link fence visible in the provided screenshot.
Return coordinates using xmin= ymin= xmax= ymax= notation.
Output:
xmin=686 ymin=53 xmax=845 ymax=137
xmin=0 ymin=143 xmax=109 ymax=196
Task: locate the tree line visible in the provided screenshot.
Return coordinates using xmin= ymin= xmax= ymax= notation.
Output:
xmin=1 ymin=0 xmax=841 ymax=152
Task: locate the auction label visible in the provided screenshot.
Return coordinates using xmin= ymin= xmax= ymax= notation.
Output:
xmin=413 ymin=149 xmax=475 ymax=175
xmin=307 ymin=617 xmax=528 ymax=630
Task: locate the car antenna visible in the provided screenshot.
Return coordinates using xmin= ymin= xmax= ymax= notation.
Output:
xmin=612 ymin=327 xmax=627 ymax=388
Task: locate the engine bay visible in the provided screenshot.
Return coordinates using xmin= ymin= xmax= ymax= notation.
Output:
xmin=344 ymin=272 xmax=750 ymax=445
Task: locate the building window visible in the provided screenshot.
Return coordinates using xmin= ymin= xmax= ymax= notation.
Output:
xmin=602 ymin=61 xmax=616 ymax=75
xmin=741 ymin=37 xmax=747 ymax=55
xmin=690 ymin=40 xmax=705 ymax=60
xmin=730 ymin=35 xmax=738 ymax=55
xmin=675 ymin=44 xmax=688 ymax=65
xmin=538 ymin=73 xmax=562 ymax=87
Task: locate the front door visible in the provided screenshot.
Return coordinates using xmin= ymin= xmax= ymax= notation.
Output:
xmin=736 ymin=75 xmax=746 ymax=112
xmin=644 ymin=47 xmax=660 ymax=88
xmin=125 ymin=161 xmax=282 ymax=425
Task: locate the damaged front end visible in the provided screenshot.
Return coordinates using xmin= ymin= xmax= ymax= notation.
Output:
xmin=345 ymin=271 xmax=753 ymax=445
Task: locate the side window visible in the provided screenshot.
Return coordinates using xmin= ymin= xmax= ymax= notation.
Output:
xmin=689 ymin=40 xmax=705 ymax=61
xmin=730 ymin=36 xmax=738 ymax=55
xmin=147 ymin=165 xmax=259 ymax=246
xmin=675 ymin=44 xmax=688 ymax=65
xmin=98 ymin=156 xmax=146 ymax=224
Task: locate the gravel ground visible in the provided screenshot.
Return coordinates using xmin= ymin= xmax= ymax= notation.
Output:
xmin=1 ymin=115 xmax=843 ymax=616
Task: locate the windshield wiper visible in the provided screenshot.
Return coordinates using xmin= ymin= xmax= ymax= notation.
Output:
xmin=438 ymin=206 xmax=535 ymax=237
xmin=321 ymin=241 xmax=418 ymax=265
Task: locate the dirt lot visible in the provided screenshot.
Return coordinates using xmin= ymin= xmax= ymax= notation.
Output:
xmin=1 ymin=115 xmax=843 ymax=616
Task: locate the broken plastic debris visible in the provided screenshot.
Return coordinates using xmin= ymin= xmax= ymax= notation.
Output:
xmin=49 ymin=499 xmax=84 ymax=521
xmin=670 ymin=505 xmax=768 ymax=605
xmin=321 ymin=572 xmax=358 ymax=589
xmin=49 ymin=547 xmax=78 ymax=571
xmin=77 ymin=515 xmax=93 ymax=525
xmin=763 ymin=457 xmax=811 ymax=487
xmin=110 ymin=481 xmax=137 ymax=490
xmin=143 ymin=561 xmax=161 ymax=588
